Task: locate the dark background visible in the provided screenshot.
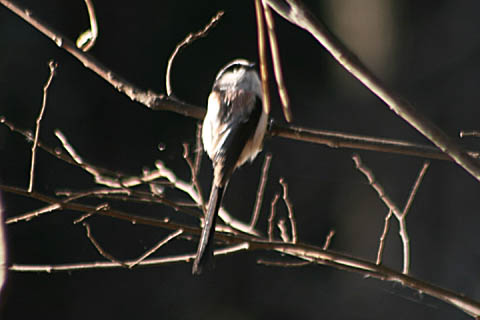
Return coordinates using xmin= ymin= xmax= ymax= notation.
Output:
xmin=1 ymin=1 xmax=480 ymax=319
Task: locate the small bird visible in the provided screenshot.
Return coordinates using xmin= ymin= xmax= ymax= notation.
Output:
xmin=192 ymin=59 xmax=268 ymax=275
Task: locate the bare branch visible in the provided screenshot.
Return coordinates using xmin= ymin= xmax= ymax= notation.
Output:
xmin=262 ymin=1 xmax=292 ymax=122
xmin=352 ymin=154 xmax=410 ymax=273
xmin=277 ymin=218 xmax=290 ymax=242
xmin=322 ymin=230 xmax=335 ymax=250
xmin=255 ymin=0 xmax=271 ymax=115
xmin=182 ymin=143 xmax=204 ymax=210
xmin=249 ymin=153 xmax=272 ymax=228
xmin=153 ymin=161 xmax=258 ymax=236
xmin=460 ymin=130 xmax=480 ymax=138
xmin=352 ymin=154 xmax=402 ymax=217
xmin=268 ymin=193 xmax=280 ymax=241
xmin=193 ymin=122 xmax=203 ymax=178
xmin=264 ymin=0 xmax=480 ymax=183
xmin=403 ymin=161 xmax=430 ymax=216
xmin=128 ymin=229 xmax=184 ymax=268
xmin=73 ymin=203 xmax=109 ymax=224
xmin=269 ymin=123 xmax=480 ymax=161
xmin=28 ymin=60 xmax=57 ymax=193
xmin=76 ymin=0 xmax=98 ymax=51
xmin=9 ymin=243 xmax=249 ymax=272
xmin=165 ymin=10 xmax=224 ymax=96
xmin=0 ymin=196 xmax=6 ymax=295
xmin=376 ymin=210 xmax=393 ymax=265
xmin=279 ymin=177 xmax=297 ymax=243
xmin=82 ymin=221 xmax=126 ymax=266
xmin=257 ymin=259 xmax=310 ymax=267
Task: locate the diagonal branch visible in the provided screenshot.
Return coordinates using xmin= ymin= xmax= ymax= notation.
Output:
xmin=28 ymin=60 xmax=57 ymax=192
xmin=264 ymin=0 xmax=480 ymax=183
xmin=0 ymin=0 xmax=204 ymax=119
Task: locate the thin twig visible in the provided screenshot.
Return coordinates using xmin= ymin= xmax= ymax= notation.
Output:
xmin=165 ymin=11 xmax=224 ymax=96
xmin=322 ymin=230 xmax=335 ymax=250
xmin=193 ymin=122 xmax=203 ymax=177
xmin=460 ymin=130 xmax=480 ymax=138
xmin=277 ymin=219 xmax=290 ymax=242
xmin=376 ymin=210 xmax=393 ymax=265
xmin=128 ymin=229 xmax=184 ymax=268
xmin=82 ymin=221 xmax=126 ymax=266
xmin=279 ymin=177 xmax=297 ymax=243
xmin=397 ymin=161 xmax=430 ymax=273
xmin=0 ymin=197 xmax=6 ymax=294
xmin=182 ymin=143 xmax=204 ymax=210
xmin=264 ymin=0 xmax=480 ymax=183
xmin=250 ymin=153 xmax=272 ymax=228
xmin=76 ymin=0 xmax=98 ymax=51
xmin=262 ymin=1 xmax=291 ymax=122
xmin=54 ymin=129 xmax=169 ymax=189
xmin=73 ymin=203 xmax=109 ymax=224
xmin=268 ymin=193 xmax=280 ymax=241
xmin=255 ymin=0 xmax=271 ymax=115
xmin=403 ymin=161 xmax=430 ymax=216
xmin=28 ymin=60 xmax=57 ymax=193
xmin=352 ymin=155 xmax=402 ymax=217
xmin=257 ymin=259 xmax=310 ymax=267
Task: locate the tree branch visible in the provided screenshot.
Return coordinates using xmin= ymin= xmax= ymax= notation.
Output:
xmin=264 ymin=0 xmax=480 ymax=183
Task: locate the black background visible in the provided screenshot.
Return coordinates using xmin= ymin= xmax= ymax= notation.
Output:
xmin=1 ymin=1 xmax=480 ymax=319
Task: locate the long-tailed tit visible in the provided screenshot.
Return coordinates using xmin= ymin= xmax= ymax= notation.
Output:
xmin=192 ymin=59 xmax=268 ymax=275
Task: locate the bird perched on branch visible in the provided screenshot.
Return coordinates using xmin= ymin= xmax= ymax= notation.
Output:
xmin=192 ymin=59 xmax=268 ymax=275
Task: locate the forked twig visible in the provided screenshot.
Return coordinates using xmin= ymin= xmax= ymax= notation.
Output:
xmin=28 ymin=60 xmax=57 ymax=192
xmin=128 ymin=229 xmax=184 ymax=268
xmin=353 ymin=155 xmax=429 ymax=274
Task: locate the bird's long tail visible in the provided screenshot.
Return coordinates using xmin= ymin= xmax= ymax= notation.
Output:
xmin=192 ymin=183 xmax=224 ymax=275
